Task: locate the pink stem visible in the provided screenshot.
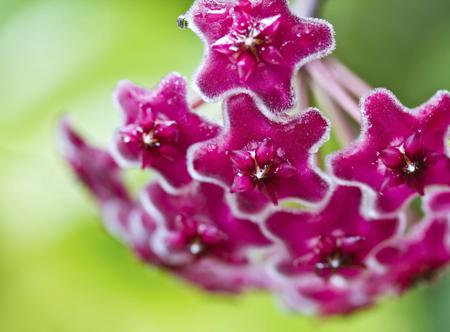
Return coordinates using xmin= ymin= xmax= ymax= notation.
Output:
xmin=311 ymin=81 xmax=355 ymax=147
xmin=191 ymin=97 xmax=206 ymax=110
xmin=306 ymin=60 xmax=361 ymax=122
xmin=326 ymin=58 xmax=372 ymax=97
xmin=297 ymin=71 xmax=310 ymax=111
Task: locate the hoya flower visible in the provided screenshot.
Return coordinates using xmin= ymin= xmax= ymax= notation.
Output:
xmin=189 ymin=93 xmax=330 ymax=217
xmin=265 ymin=186 xmax=400 ymax=280
xmin=375 ymin=217 xmax=450 ymax=293
xmin=112 ymin=73 xmax=221 ymax=190
xmin=142 ymin=181 xmax=272 ymax=266
xmin=186 ymin=0 xmax=335 ymax=112
xmin=58 ymin=119 xmax=131 ymax=205
xmin=330 ymin=89 xmax=450 ymax=214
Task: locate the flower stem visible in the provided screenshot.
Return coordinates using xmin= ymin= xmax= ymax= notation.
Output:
xmin=306 ymin=60 xmax=361 ymax=122
xmin=311 ymin=81 xmax=355 ymax=146
xmin=297 ymin=71 xmax=310 ymax=111
xmin=191 ymin=97 xmax=206 ymax=110
xmin=325 ymin=58 xmax=372 ymax=98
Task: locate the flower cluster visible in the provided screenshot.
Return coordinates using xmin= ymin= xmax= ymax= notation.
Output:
xmin=59 ymin=0 xmax=450 ymax=315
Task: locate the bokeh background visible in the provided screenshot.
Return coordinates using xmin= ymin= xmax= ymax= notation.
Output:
xmin=1 ymin=0 xmax=450 ymax=331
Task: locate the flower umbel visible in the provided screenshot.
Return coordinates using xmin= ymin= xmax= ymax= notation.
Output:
xmin=59 ymin=0 xmax=450 ymax=317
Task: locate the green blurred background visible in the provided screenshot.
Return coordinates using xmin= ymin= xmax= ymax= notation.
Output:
xmin=1 ymin=0 xmax=449 ymax=331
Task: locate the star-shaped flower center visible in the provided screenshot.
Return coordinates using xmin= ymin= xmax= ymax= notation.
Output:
xmin=211 ymin=0 xmax=283 ymax=81
xmin=119 ymin=106 xmax=180 ymax=167
xmin=296 ymin=233 xmax=367 ymax=278
xmin=166 ymin=216 xmax=227 ymax=257
xmin=227 ymin=138 xmax=297 ymax=204
xmin=378 ymin=132 xmax=438 ymax=194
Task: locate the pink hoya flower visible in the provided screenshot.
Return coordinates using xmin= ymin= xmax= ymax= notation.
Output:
xmin=375 ymin=217 xmax=450 ymax=293
xmin=142 ymin=181 xmax=271 ymax=266
xmin=186 ymin=0 xmax=335 ymax=112
xmin=189 ymin=93 xmax=330 ymax=218
xmin=58 ymin=119 xmax=131 ymax=205
xmin=265 ymin=186 xmax=400 ymax=280
xmin=330 ymin=89 xmax=450 ymax=214
xmin=112 ymin=73 xmax=221 ymax=190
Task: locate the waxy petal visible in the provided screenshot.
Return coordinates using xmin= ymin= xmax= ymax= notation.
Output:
xmin=258 ymin=15 xmax=282 ymax=39
xmin=211 ymin=35 xmax=240 ymax=56
xmin=379 ymin=147 xmax=405 ymax=169
xmin=259 ymin=45 xmax=283 ymax=65
xmin=228 ymin=150 xmax=255 ymax=172
xmin=59 ymin=119 xmax=131 ymax=204
xmin=274 ymin=163 xmax=297 ymax=179
xmin=255 ymin=138 xmax=276 ymax=166
xmin=231 ymin=173 xmax=255 ymax=193
xmin=237 ymin=51 xmax=257 ymax=82
xmin=404 ymin=131 xmax=424 ymax=159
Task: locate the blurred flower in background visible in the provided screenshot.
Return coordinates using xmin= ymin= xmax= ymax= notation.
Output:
xmin=1 ymin=0 xmax=450 ymax=331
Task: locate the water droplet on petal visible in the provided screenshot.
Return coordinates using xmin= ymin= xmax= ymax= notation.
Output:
xmin=177 ymin=15 xmax=189 ymax=29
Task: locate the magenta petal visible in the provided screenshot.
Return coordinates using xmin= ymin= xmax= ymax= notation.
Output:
xmin=260 ymin=182 xmax=279 ymax=205
xmin=237 ymin=52 xmax=257 ymax=82
xmin=232 ymin=0 xmax=252 ymax=29
xmin=259 ymin=45 xmax=283 ymax=65
xmin=138 ymin=105 xmax=157 ymax=129
xmin=258 ymin=15 xmax=282 ymax=39
xmin=199 ymin=226 xmax=226 ymax=245
xmin=274 ymin=163 xmax=297 ymax=179
xmin=211 ymin=35 xmax=240 ymax=56
xmin=115 ymin=81 xmax=151 ymax=124
xmin=228 ymin=150 xmax=254 ymax=172
xmin=380 ymin=172 xmax=404 ymax=192
xmin=379 ymin=147 xmax=404 ymax=169
xmin=59 ymin=119 xmax=131 ymax=205
xmin=231 ymin=173 xmax=255 ymax=193
xmin=255 ymin=138 xmax=276 ymax=166
xmin=158 ymin=145 xmax=180 ymax=161
xmin=154 ymin=121 xmax=179 ymax=140
xmin=404 ymin=132 xmax=423 ymax=159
